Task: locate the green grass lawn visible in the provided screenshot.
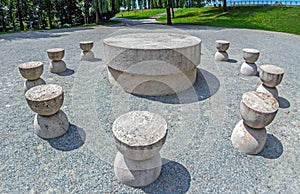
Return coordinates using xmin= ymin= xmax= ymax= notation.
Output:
xmin=115 ymin=7 xmax=299 ymax=35
xmin=157 ymin=6 xmax=300 ymax=35
xmin=115 ymin=9 xmax=166 ymax=19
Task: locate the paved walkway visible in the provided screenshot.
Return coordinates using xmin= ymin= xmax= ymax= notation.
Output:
xmin=0 ymin=22 xmax=299 ymax=193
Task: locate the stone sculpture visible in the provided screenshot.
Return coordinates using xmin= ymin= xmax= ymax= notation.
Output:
xmin=256 ymin=64 xmax=284 ymax=100
xmin=240 ymin=48 xmax=260 ymax=76
xmin=103 ymin=33 xmax=201 ymax=96
xmin=112 ymin=111 xmax=167 ymax=187
xmin=214 ymin=40 xmax=230 ymax=61
xmin=18 ymin=61 xmax=46 ymax=92
xmin=25 ymin=84 xmax=69 ymax=139
xmin=231 ymin=91 xmax=279 ymax=154
xmin=47 ymin=48 xmax=67 ymax=73
xmin=80 ymin=41 xmax=95 ymax=61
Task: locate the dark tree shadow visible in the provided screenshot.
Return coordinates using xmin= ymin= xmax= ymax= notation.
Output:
xmin=257 ymin=133 xmax=283 ymax=159
xmin=90 ymin=58 xmax=102 ymax=62
xmin=47 ymin=124 xmax=86 ymax=151
xmin=133 ymin=68 xmax=220 ymax=104
xmin=0 ymin=27 xmax=94 ymax=41
xmin=140 ymin=159 xmax=191 ymax=194
xmin=278 ymin=96 xmax=290 ymax=108
xmin=55 ymin=68 xmax=75 ymax=76
xmin=228 ymin=59 xmax=238 ymax=63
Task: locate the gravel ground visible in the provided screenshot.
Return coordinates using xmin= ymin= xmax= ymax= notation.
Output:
xmin=0 ymin=22 xmax=299 ymax=193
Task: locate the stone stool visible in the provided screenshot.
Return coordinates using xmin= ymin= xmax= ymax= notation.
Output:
xmin=112 ymin=111 xmax=168 ymax=187
xmin=18 ymin=61 xmax=46 ymax=92
xmin=214 ymin=40 xmax=230 ymax=61
xmin=240 ymin=48 xmax=260 ymax=76
xmin=46 ymin=48 xmax=67 ymax=73
xmin=25 ymin=84 xmax=69 ymax=139
xmin=256 ymin=64 xmax=284 ymax=100
xmin=80 ymin=41 xmax=95 ymax=61
xmin=231 ymin=91 xmax=279 ymax=154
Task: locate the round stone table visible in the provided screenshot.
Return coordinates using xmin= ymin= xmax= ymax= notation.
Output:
xmin=103 ymin=33 xmax=201 ymax=96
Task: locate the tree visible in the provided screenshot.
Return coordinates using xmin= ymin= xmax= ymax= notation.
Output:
xmin=223 ymin=0 xmax=227 ymax=12
xmin=16 ymin=0 xmax=24 ymax=30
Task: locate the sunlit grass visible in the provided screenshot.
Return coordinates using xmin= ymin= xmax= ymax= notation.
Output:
xmin=115 ymin=9 xmax=166 ymax=19
xmin=157 ymin=6 xmax=300 ymax=35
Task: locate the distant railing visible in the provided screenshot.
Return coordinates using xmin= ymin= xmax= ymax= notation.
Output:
xmin=207 ymin=1 xmax=300 ymax=6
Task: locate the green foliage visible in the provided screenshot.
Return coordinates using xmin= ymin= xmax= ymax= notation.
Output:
xmin=0 ymin=0 xmax=121 ymax=32
xmin=157 ymin=7 xmax=300 ymax=35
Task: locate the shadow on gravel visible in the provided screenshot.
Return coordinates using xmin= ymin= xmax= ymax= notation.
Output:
xmin=134 ymin=68 xmax=220 ymax=104
xmin=55 ymin=68 xmax=75 ymax=76
xmin=0 ymin=27 xmax=94 ymax=42
xmin=278 ymin=96 xmax=290 ymax=109
xmin=90 ymin=58 xmax=102 ymax=62
xmin=228 ymin=59 xmax=238 ymax=63
xmin=257 ymin=133 xmax=283 ymax=159
xmin=140 ymin=159 xmax=191 ymax=193
xmin=47 ymin=124 xmax=86 ymax=151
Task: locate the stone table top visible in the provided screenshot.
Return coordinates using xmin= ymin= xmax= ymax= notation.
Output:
xmin=103 ymin=33 xmax=201 ymax=50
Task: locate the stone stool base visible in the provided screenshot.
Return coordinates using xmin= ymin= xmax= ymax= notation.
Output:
xmin=256 ymin=84 xmax=278 ymax=100
xmin=34 ymin=110 xmax=69 ymax=139
xmin=214 ymin=51 xmax=228 ymax=61
xmin=231 ymin=120 xmax=267 ymax=155
xmin=240 ymin=62 xmax=257 ymax=76
xmin=114 ymin=151 xmax=162 ymax=187
xmin=81 ymin=51 xmax=94 ymax=61
xmin=24 ymin=78 xmax=46 ymax=92
xmin=50 ymin=60 xmax=67 ymax=73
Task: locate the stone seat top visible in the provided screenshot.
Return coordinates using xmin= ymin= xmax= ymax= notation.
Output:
xmin=112 ymin=111 xmax=167 ymax=147
xmin=242 ymin=91 xmax=279 ymax=113
xmin=19 ymin=61 xmax=43 ymax=69
xmin=216 ymin=40 xmax=230 ymax=44
xmin=243 ymin=48 xmax=260 ymax=53
xmin=260 ymin=64 xmax=284 ymax=75
xmin=103 ymin=33 xmax=201 ymax=50
xmin=25 ymin=84 xmax=63 ymax=102
xmin=79 ymin=41 xmax=93 ymax=44
xmin=46 ymin=48 xmax=64 ymax=53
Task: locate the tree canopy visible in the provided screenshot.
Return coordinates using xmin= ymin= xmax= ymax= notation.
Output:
xmin=0 ymin=0 xmax=207 ymax=32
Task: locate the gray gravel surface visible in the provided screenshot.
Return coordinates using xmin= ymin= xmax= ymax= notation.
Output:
xmin=0 ymin=23 xmax=299 ymax=193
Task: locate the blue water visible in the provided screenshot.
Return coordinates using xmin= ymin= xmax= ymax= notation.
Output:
xmin=207 ymin=0 xmax=300 ymax=6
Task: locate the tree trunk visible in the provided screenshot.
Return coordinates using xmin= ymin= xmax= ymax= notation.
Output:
xmin=223 ymin=0 xmax=228 ymax=12
xmin=16 ymin=0 xmax=24 ymax=31
xmin=9 ymin=2 xmax=16 ymax=30
xmin=96 ymin=9 xmax=101 ymax=24
xmin=47 ymin=0 xmax=53 ymax=29
xmin=166 ymin=8 xmax=172 ymax=25
xmin=111 ymin=0 xmax=115 ymax=13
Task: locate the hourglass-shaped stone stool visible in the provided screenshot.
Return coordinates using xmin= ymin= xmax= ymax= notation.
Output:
xmin=25 ymin=84 xmax=69 ymax=139
xmin=47 ymin=48 xmax=67 ymax=73
xmin=256 ymin=65 xmax=284 ymax=100
xmin=80 ymin=41 xmax=95 ymax=61
xmin=18 ymin=61 xmax=46 ymax=92
xmin=112 ymin=111 xmax=168 ymax=187
xmin=231 ymin=91 xmax=279 ymax=154
xmin=240 ymin=48 xmax=260 ymax=76
xmin=214 ymin=40 xmax=230 ymax=61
